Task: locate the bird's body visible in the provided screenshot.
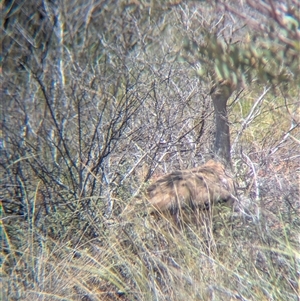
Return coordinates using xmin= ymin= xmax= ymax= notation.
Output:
xmin=147 ymin=160 xmax=236 ymax=224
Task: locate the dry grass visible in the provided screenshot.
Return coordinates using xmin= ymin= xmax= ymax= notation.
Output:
xmin=2 ymin=84 xmax=299 ymax=300
xmin=2 ymin=4 xmax=299 ymax=299
xmin=2 ymin=155 xmax=299 ymax=301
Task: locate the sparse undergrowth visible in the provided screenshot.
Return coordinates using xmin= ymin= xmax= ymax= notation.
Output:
xmin=2 ymin=153 xmax=299 ymax=301
xmin=1 ymin=1 xmax=300 ymax=300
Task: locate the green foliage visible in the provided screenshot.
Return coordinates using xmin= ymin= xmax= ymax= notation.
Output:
xmin=182 ymin=0 xmax=300 ymax=88
xmin=1 ymin=0 xmax=299 ymax=300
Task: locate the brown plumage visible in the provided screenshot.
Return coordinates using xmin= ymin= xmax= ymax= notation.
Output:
xmin=147 ymin=160 xmax=236 ymax=224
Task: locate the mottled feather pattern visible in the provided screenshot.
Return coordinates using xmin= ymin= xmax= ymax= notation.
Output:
xmin=147 ymin=160 xmax=236 ymax=217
